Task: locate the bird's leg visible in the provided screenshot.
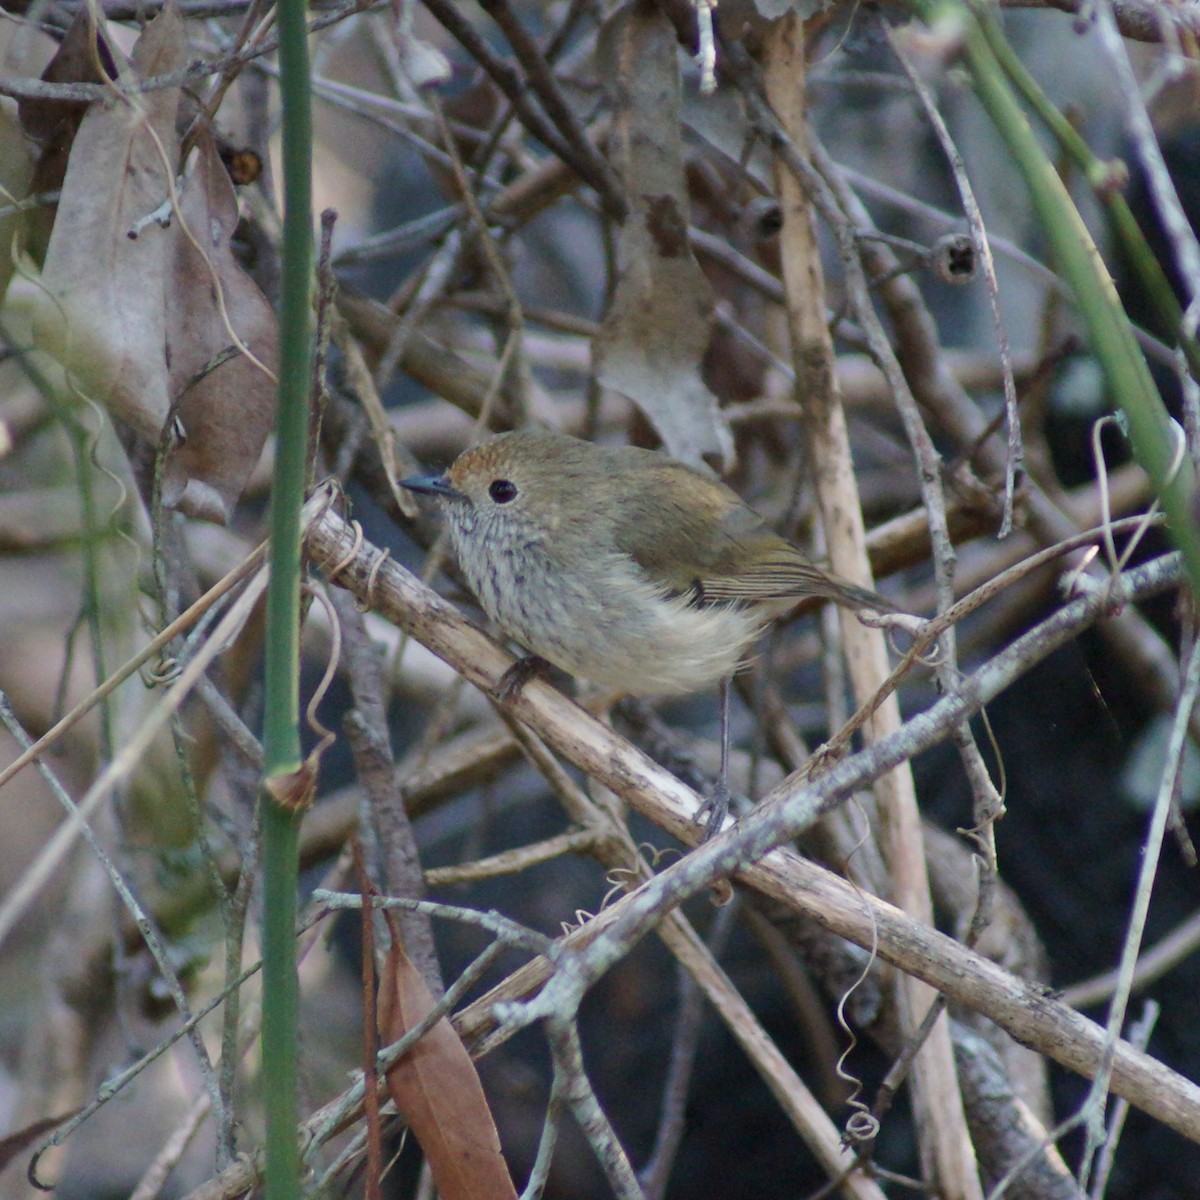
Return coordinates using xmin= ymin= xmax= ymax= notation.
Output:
xmin=697 ymin=675 xmax=733 ymax=839
xmin=495 ymin=653 xmax=553 ymax=702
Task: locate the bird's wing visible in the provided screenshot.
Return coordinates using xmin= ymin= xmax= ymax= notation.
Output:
xmin=608 ymin=458 xmax=762 ymax=597
xmin=699 ymin=552 xmax=895 ymax=612
xmin=610 ymin=457 xmax=893 ymax=612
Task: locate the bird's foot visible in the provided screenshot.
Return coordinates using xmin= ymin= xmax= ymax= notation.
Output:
xmin=695 ymin=779 xmax=732 ymax=841
xmin=495 ymin=654 xmax=553 ymax=702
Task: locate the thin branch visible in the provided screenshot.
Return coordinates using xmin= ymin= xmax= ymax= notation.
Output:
xmin=0 ymin=693 xmax=226 ymax=1139
xmin=1063 ymin=907 xmax=1200 ymax=1011
xmin=1001 ymin=0 xmax=1200 ymax=43
xmin=1079 ymin=634 xmax=1200 ymax=1187
xmin=1089 ymin=1001 xmax=1160 ymax=1200
xmin=639 ymin=901 xmax=738 ymax=1200
xmin=546 ymin=1016 xmax=644 ymax=1200
xmin=884 ymin=20 xmax=1021 ymax=537
xmin=303 ymin=496 xmax=1200 ymax=1146
xmin=476 ymin=0 xmax=623 ymax=215
xmin=418 ymin=0 xmax=625 ymax=219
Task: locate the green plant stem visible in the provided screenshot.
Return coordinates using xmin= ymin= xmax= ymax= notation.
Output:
xmin=915 ymin=1 xmax=1200 ymax=597
xmin=1 ymin=332 xmax=117 ymax=761
xmin=261 ymin=0 xmax=313 ymax=1189
xmin=975 ymin=9 xmax=1200 ymax=381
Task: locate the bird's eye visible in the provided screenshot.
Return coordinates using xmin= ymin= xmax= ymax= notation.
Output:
xmin=488 ymin=479 xmax=518 ymax=504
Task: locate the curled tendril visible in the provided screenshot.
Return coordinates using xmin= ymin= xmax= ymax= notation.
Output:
xmin=140 ymin=654 xmax=182 ymax=686
xmin=834 ymin=797 xmax=883 ymax=1152
xmin=560 ymin=908 xmax=597 ymax=937
xmin=320 ymin=518 xmax=364 ymax=584
xmin=301 ymin=583 xmax=341 ymax=769
xmin=357 ymin=547 xmax=391 ymax=612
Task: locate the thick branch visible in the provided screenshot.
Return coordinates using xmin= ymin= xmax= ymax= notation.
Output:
xmin=301 ymin=496 xmax=1200 ymax=1146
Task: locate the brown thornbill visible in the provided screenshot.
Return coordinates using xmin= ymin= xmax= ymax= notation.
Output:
xmin=402 ymin=429 xmax=905 ymax=835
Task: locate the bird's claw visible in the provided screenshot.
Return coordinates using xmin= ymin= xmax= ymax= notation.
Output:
xmin=495 ymin=654 xmax=553 ymax=702
xmin=696 ymin=780 xmax=732 ymax=841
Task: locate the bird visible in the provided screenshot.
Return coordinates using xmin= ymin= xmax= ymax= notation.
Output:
xmin=401 ymin=428 xmax=902 ymax=834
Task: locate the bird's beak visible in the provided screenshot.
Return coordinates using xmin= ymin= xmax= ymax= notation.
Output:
xmin=398 ymin=473 xmax=466 ymax=502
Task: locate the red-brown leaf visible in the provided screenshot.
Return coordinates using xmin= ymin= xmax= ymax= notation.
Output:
xmin=18 ymin=10 xmax=115 ymax=146
xmin=378 ymin=915 xmax=517 ymax=1200
xmin=18 ymin=10 xmax=118 ymax=260
xmin=162 ymin=128 xmax=278 ymax=523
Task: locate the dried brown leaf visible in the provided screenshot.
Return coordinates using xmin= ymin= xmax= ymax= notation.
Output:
xmin=163 ymin=129 xmax=278 ymax=523
xmin=31 ymin=4 xmax=186 ymax=442
xmin=592 ymin=4 xmax=732 ymax=469
xmin=263 ymin=756 xmax=317 ymax=814
xmin=18 ymin=10 xmax=118 ymax=261
xmin=379 ymin=913 xmax=517 ymax=1200
xmin=0 ymin=107 xmax=34 ymax=305
xmin=18 ymin=11 xmax=114 ymax=146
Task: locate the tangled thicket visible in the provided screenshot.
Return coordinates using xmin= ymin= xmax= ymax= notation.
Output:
xmin=2 ymin=1 xmax=1200 ymax=1198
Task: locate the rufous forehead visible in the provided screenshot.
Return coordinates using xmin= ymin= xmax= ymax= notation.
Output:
xmin=448 ymin=441 xmax=508 ymax=484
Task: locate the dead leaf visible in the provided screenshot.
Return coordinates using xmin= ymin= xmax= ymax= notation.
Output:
xmin=162 ymin=128 xmax=278 ymax=523
xmin=263 ymin=755 xmax=317 ymax=814
xmin=392 ymin=23 xmax=452 ymax=89
xmin=18 ymin=11 xmax=117 ymax=259
xmin=0 ymin=107 xmax=34 ymax=305
xmin=31 ymin=4 xmax=186 ymax=443
xmin=18 ymin=11 xmax=114 ymax=146
xmin=379 ymin=912 xmax=517 ymax=1200
xmin=592 ymin=4 xmax=732 ymax=470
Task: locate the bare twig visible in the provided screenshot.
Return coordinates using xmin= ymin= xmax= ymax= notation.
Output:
xmin=748 ymin=24 xmax=982 ymax=1194
xmin=303 ymin=496 xmax=1200 ymax=1145
xmin=885 ymin=21 xmax=1021 ymax=537
xmin=332 ymin=587 xmax=443 ymax=996
xmin=1089 ymin=1001 xmax=1160 ymax=1200
xmin=1063 ymin=908 xmax=1200 ymax=1011
xmin=1078 ymin=635 xmax=1200 ymax=1187
xmin=0 ymin=693 xmax=226 ymax=1141
xmin=1001 ymin=0 xmax=1200 ymax=43
xmin=418 ymin=0 xmax=625 ymax=219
